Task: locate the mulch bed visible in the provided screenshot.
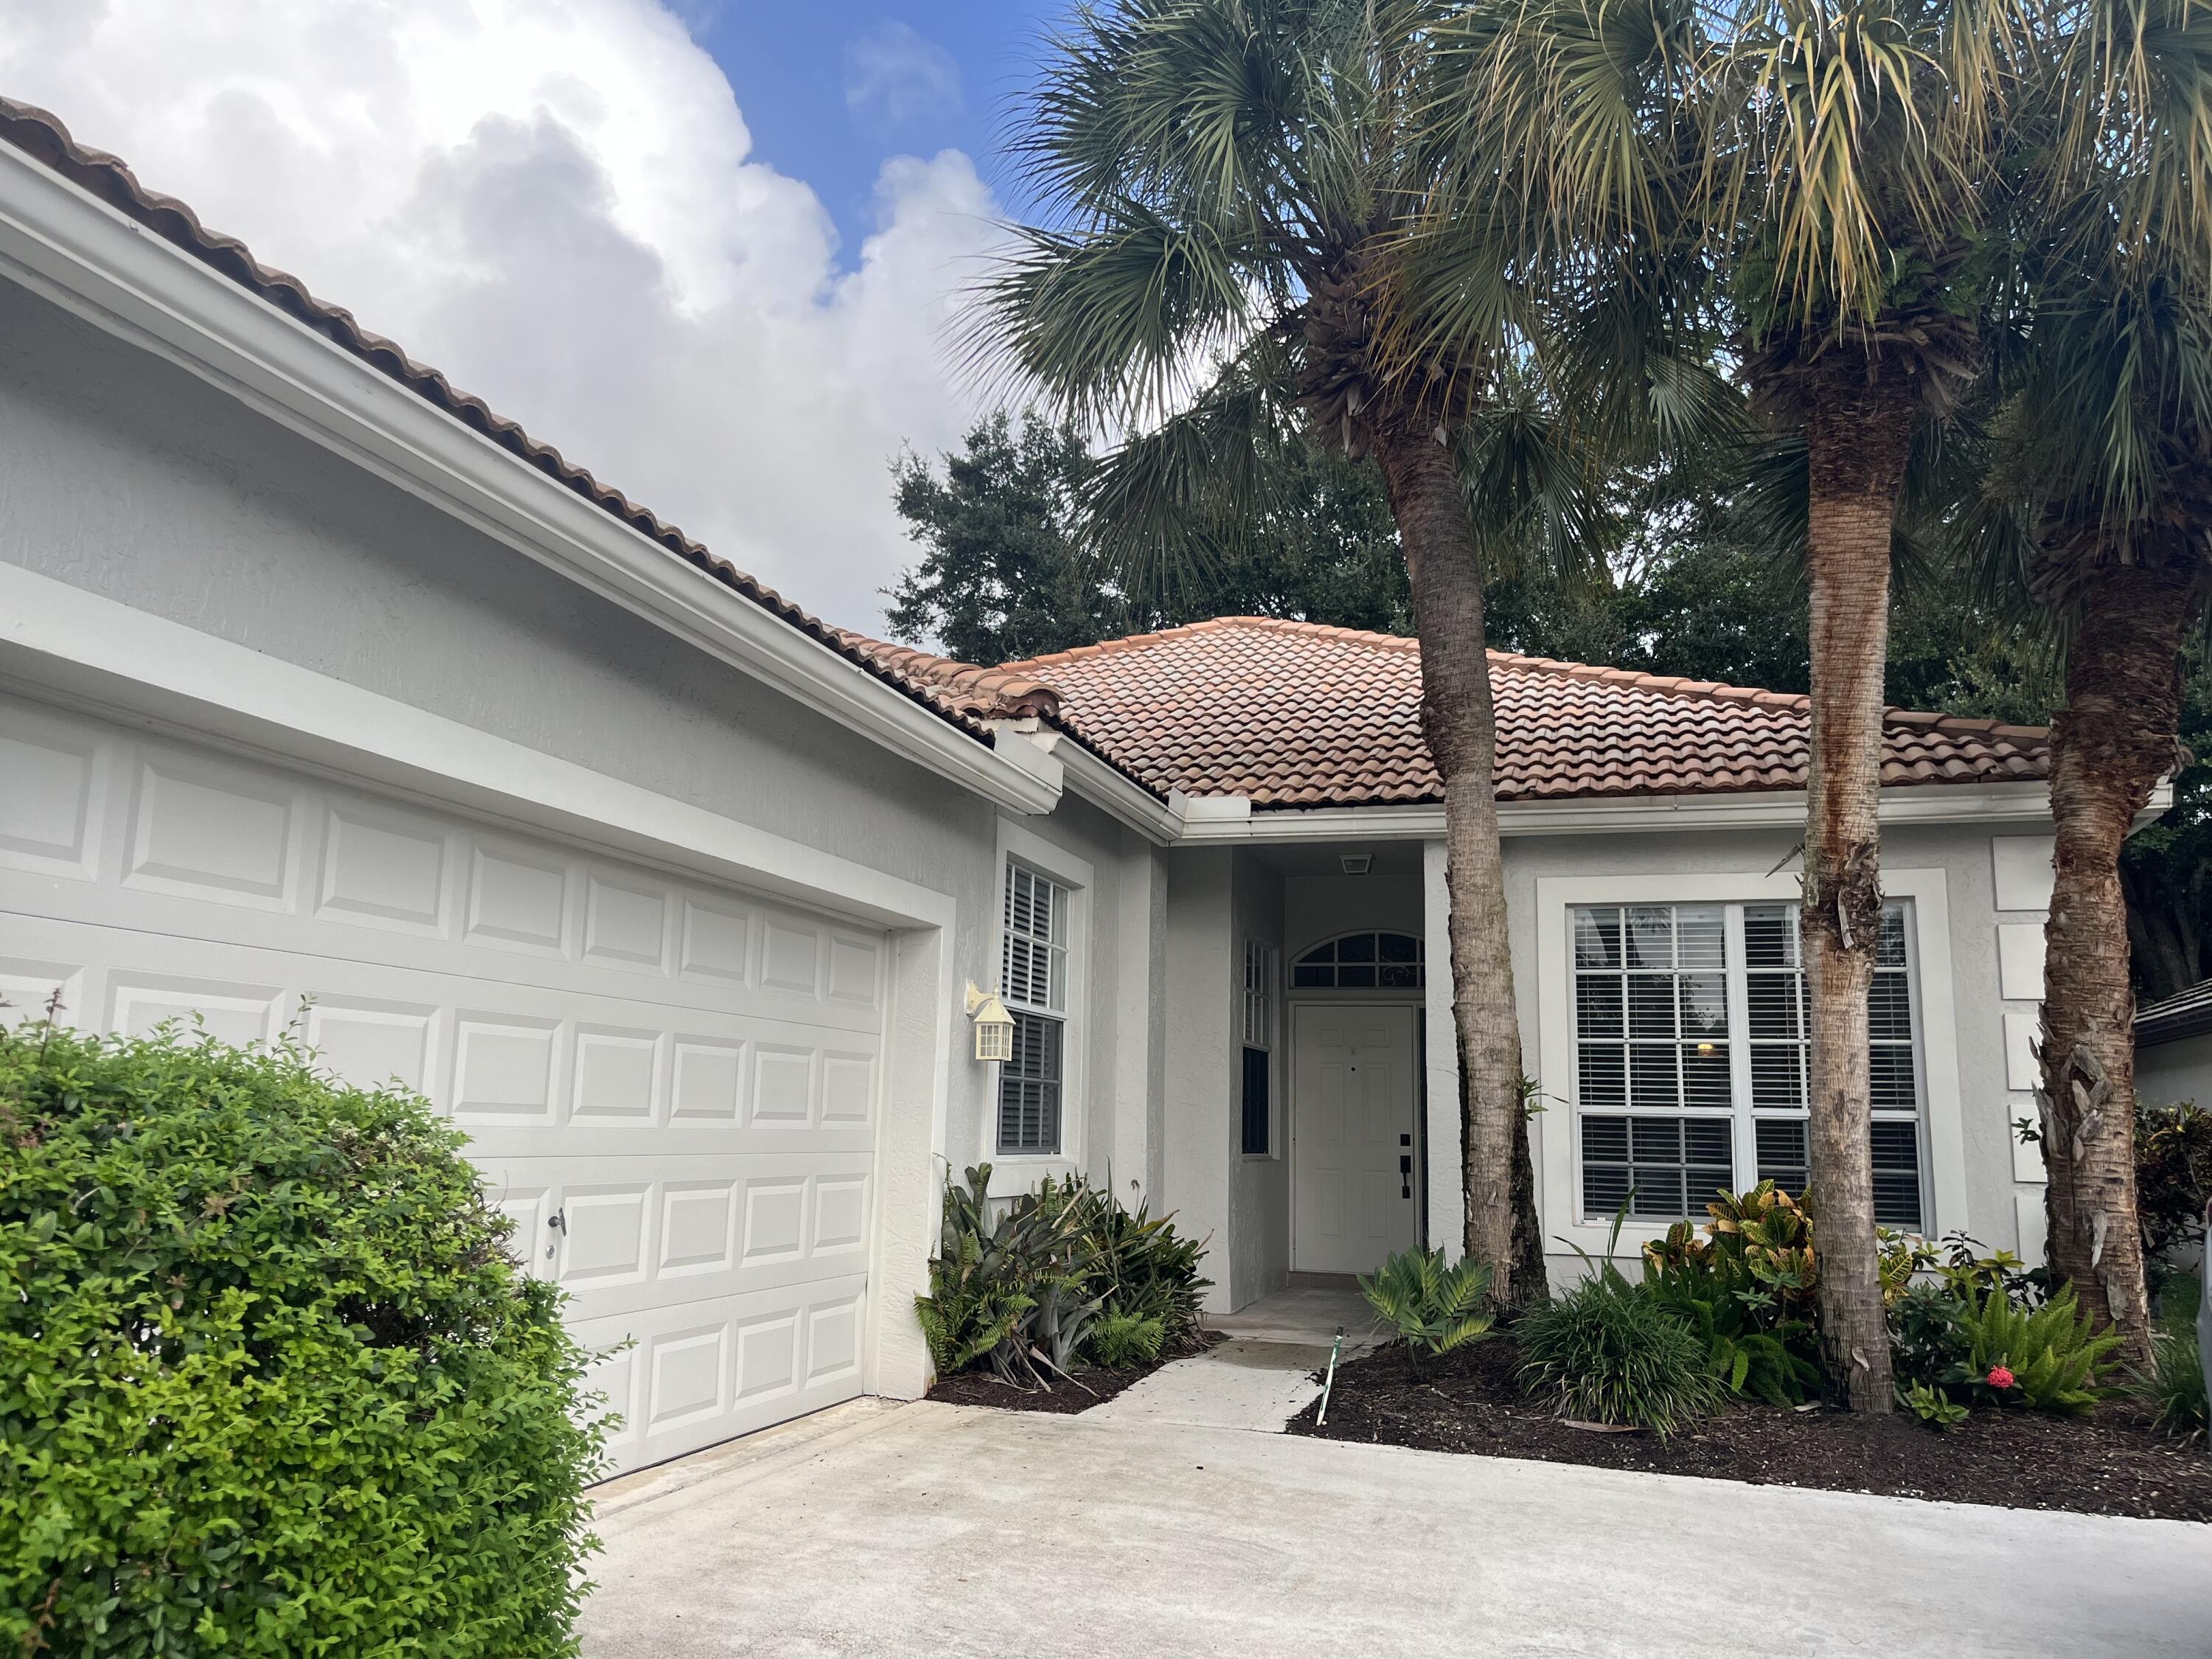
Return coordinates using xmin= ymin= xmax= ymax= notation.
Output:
xmin=1287 ymin=1335 xmax=2212 ymax=1522
xmin=928 ymin=1334 xmax=1222 ymax=1416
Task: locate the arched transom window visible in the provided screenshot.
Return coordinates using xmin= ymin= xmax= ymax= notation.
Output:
xmin=1292 ymin=931 xmax=1425 ymax=990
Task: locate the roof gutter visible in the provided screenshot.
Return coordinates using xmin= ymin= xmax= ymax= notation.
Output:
xmin=0 ymin=142 xmax=1060 ymax=818
xmin=1155 ymin=778 xmax=2077 ymax=844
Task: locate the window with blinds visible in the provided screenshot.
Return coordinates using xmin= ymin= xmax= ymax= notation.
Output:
xmin=1242 ymin=941 xmax=1276 ymax=1155
xmin=999 ymin=863 xmax=1071 ymax=1155
xmin=1570 ymin=899 xmax=1927 ymax=1225
xmin=1742 ymin=901 xmax=1923 ymax=1226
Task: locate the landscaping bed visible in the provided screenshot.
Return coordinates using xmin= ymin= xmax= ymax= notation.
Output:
xmin=928 ymin=1331 xmax=1222 ymax=1414
xmin=1287 ymin=1334 xmax=2212 ymax=1521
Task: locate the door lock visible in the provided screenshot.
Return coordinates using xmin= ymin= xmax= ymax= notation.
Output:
xmin=546 ymin=1208 xmax=567 ymax=1262
xmin=1399 ymin=1154 xmax=1412 ymax=1199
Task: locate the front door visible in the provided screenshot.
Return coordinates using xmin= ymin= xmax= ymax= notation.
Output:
xmin=1291 ymin=1004 xmax=1418 ymax=1274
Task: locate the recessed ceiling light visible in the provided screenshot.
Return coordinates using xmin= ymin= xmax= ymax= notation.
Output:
xmin=1340 ymin=853 xmax=1373 ymax=875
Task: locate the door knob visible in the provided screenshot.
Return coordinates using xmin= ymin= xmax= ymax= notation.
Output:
xmin=1399 ymin=1153 xmax=1412 ymax=1198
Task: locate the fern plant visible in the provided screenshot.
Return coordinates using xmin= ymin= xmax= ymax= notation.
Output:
xmin=1086 ymin=1309 xmax=1166 ymax=1370
xmin=1359 ymin=1248 xmax=1495 ymax=1370
xmin=1958 ymin=1284 xmax=2122 ymax=1414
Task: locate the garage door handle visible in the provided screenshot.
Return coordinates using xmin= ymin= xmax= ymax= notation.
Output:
xmin=546 ymin=1208 xmax=566 ymax=1262
xmin=1399 ymin=1155 xmax=1411 ymax=1198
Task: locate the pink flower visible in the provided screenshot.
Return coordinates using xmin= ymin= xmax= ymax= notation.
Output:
xmin=1986 ymin=1366 xmax=2016 ymax=1390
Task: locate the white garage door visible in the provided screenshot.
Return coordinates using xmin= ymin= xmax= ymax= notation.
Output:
xmin=0 ymin=689 xmax=887 ymax=1475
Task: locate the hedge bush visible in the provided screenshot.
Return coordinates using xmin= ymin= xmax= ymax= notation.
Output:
xmin=0 ymin=1023 xmax=606 ymax=1658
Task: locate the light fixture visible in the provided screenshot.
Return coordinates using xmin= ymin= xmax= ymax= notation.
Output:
xmin=1340 ymin=853 xmax=1373 ymax=875
xmin=964 ymin=982 xmax=1015 ymax=1063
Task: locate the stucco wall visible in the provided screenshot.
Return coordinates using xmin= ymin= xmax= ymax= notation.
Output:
xmin=2139 ymin=1031 xmax=2212 ymax=1110
xmin=0 ymin=274 xmax=1105 ymax=1242
xmin=1161 ymin=847 xmax=1236 ymax=1310
xmin=1496 ymin=819 xmax=2037 ymax=1285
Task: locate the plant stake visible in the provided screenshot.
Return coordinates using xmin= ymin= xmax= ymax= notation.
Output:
xmin=1315 ymin=1326 xmax=1344 ymax=1427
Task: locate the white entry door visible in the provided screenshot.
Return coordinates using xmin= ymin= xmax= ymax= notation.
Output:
xmin=1291 ymin=1004 xmax=1418 ymax=1274
xmin=0 ymin=690 xmax=888 ymax=1476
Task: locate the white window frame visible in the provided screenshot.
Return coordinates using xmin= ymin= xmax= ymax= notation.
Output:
xmin=1534 ymin=868 xmax=1967 ymax=1256
xmin=989 ymin=819 xmax=1092 ymax=1179
xmin=1241 ymin=938 xmax=1279 ymax=1160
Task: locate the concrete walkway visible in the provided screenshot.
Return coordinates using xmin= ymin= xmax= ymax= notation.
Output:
xmin=582 ymin=1352 xmax=2211 ymax=1659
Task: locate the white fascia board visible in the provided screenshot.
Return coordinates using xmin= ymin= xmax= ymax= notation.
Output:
xmin=0 ymin=145 xmax=1058 ymax=818
xmin=1171 ymin=781 xmax=2056 ymax=843
xmin=1012 ymin=726 xmax=1181 ymax=843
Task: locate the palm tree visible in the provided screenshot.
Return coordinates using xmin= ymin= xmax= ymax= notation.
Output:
xmin=969 ymin=0 xmax=1671 ymax=1302
xmin=1980 ymin=224 xmax=2212 ymax=1363
xmin=1421 ymin=0 xmax=2061 ymax=1410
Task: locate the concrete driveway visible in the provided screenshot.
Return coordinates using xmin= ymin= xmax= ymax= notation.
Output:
xmin=581 ymin=1358 xmax=2211 ymax=1658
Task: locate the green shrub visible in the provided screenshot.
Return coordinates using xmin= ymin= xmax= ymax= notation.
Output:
xmin=1517 ymin=1276 xmax=1722 ymax=1437
xmin=1359 ymin=1248 xmax=1495 ymax=1368
xmin=1896 ymin=1380 xmax=1970 ymax=1427
xmin=0 ymin=1023 xmax=605 ymax=1658
xmin=1086 ymin=1310 xmax=1166 ymax=1369
xmin=1889 ymin=1281 xmax=1974 ymax=1391
xmin=1958 ymin=1284 xmax=2122 ymax=1414
xmin=1641 ymin=1183 xmax=1820 ymax=1405
xmin=1089 ymin=1191 xmax=1210 ymax=1350
xmin=2129 ymin=1285 xmax=2206 ymax=1444
xmin=2136 ymin=1102 xmax=2212 ymax=1300
xmin=914 ymin=1166 xmax=1210 ymax=1387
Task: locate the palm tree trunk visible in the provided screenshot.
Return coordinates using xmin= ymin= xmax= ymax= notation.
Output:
xmin=1374 ymin=424 xmax=1547 ymax=1306
xmin=1800 ymin=372 xmax=1913 ymax=1414
xmin=2040 ymin=560 xmax=2194 ymax=1365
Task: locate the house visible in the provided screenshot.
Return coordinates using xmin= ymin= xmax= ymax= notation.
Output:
xmin=0 ymin=101 xmax=2132 ymax=1477
xmin=2136 ymin=978 xmax=2212 ymax=1110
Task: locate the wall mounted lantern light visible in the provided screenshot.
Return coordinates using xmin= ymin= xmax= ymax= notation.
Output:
xmin=964 ymin=982 xmax=1015 ymax=1063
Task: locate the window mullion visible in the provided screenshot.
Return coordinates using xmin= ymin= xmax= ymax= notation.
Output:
xmin=1722 ymin=902 xmax=1754 ymax=1194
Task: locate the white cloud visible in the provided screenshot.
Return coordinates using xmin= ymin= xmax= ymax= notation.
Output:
xmin=0 ymin=0 xmax=1004 ymax=634
xmin=844 ymin=21 xmax=963 ymax=128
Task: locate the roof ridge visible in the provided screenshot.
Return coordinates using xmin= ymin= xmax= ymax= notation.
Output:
xmin=0 ymin=97 xmax=1002 ymax=746
xmin=998 ymin=613 xmax=1420 ymax=674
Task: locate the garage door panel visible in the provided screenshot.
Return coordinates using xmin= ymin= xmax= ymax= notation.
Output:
xmin=471 ymin=1158 xmax=872 ymax=1318
xmin=1 ymin=692 xmax=889 ymax=1475
xmin=0 ymin=702 xmax=108 ymax=880
xmin=9 ymin=872 xmax=884 ymax=1038
xmin=123 ymin=745 xmax=307 ymax=912
xmin=0 ymin=696 xmax=883 ymax=1034
xmin=568 ymin=1274 xmax=868 ymax=1470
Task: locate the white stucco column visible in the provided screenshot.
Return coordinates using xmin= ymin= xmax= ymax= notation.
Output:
xmin=1112 ymin=831 xmax=1168 ymax=1208
xmin=1422 ymin=838 xmax=1467 ymax=1261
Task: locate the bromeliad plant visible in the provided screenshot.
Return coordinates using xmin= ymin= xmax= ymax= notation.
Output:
xmin=1641 ymin=1183 xmax=1822 ymax=1406
xmin=914 ymin=1165 xmax=1211 ymax=1390
xmin=1359 ymin=1248 xmax=1496 ymax=1371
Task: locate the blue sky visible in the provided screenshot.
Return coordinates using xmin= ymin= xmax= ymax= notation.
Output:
xmin=0 ymin=0 xmax=1068 ymax=634
xmin=698 ymin=1 xmax=1060 ymax=262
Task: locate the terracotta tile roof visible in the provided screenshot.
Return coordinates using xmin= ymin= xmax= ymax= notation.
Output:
xmin=0 ymin=100 xmax=2054 ymax=817
xmin=998 ymin=616 xmax=2052 ymax=808
xmin=0 ymin=98 xmax=1004 ymax=743
xmin=824 ymin=633 xmax=1060 ymax=722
